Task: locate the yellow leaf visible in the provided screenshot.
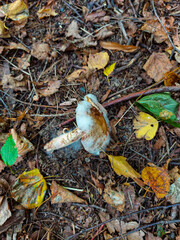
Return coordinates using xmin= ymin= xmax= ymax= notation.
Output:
xmin=37 ymin=8 xmax=58 ymax=19
xmin=141 ymin=159 xmax=171 ymax=198
xmin=11 ymin=169 xmax=47 ymax=209
xmin=103 ymin=62 xmax=116 ymax=82
xmin=0 ymin=0 xmax=29 ymax=21
xmin=88 ymin=52 xmax=109 ymax=70
xmin=0 ymin=20 xmax=10 ymax=38
xmin=133 ymin=112 xmax=158 ymax=140
xmin=108 ymin=155 xmax=140 ymax=179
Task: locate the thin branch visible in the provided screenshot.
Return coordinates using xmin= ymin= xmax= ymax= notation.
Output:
xmin=151 ymin=0 xmax=180 ymax=55
xmin=103 ymin=86 xmax=180 ymax=107
xmin=66 ymin=202 xmax=180 ymax=239
xmin=108 ymin=219 xmax=180 ymax=240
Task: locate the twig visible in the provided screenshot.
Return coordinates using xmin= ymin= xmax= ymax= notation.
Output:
xmin=118 ymin=20 xmax=128 ymax=41
xmin=0 ymin=55 xmax=30 ymax=76
xmin=63 ymin=0 xmax=83 ymax=19
xmin=108 ymin=219 xmax=180 ymax=240
xmin=103 ymin=86 xmax=180 ymax=107
xmin=66 ymin=202 xmax=180 ymax=240
xmin=112 ymin=51 xmax=142 ymax=75
xmin=151 ymin=0 xmax=180 ymax=55
xmin=90 ymin=224 xmax=105 ymax=240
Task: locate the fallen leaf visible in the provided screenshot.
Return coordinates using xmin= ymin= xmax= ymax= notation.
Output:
xmin=1 ymin=73 xmax=27 ymax=91
xmin=0 ymin=20 xmax=10 ymax=38
xmin=66 ymin=52 xmax=109 ymax=82
xmin=95 ymin=25 xmax=114 ymax=40
xmin=50 ymin=181 xmax=86 ymax=204
xmin=31 ymin=42 xmax=50 ymax=60
xmin=66 ymin=67 xmax=88 ymax=82
xmin=164 ymin=71 xmax=180 ymax=86
xmin=103 ymin=62 xmax=116 ymax=82
xmin=6 ymin=42 xmax=30 ymax=52
xmin=98 ymin=212 xmax=120 ymax=233
xmin=108 ymin=154 xmax=141 ymax=179
xmin=16 ymin=54 xmax=30 ymax=69
xmin=125 ymin=20 xmax=138 ymax=37
xmin=0 ymin=134 xmax=18 ymax=166
xmin=37 ymin=0 xmax=58 ymax=19
xmin=0 ymin=0 xmax=29 ymax=21
xmin=85 ymin=10 xmax=106 ymax=22
xmin=128 ymin=231 xmax=145 ymax=240
xmin=145 ymin=232 xmax=162 ymax=240
xmin=143 ymin=52 xmax=173 ymax=82
xmin=88 ymin=52 xmax=109 ymax=70
xmin=11 ymin=168 xmax=47 ymax=209
xmin=103 ymin=181 xmax=125 ymax=212
xmin=65 ymin=20 xmax=81 ymax=39
xmin=169 ymin=166 xmax=180 ymax=182
xmin=141 ymin=17 xmax=174 ymax=43
xmin=0 ymin=161 xmax=5 ymax=173
xmin=0 ymin=197 xmax=11 ymax=226
xmin=154 ymin=126 xmax=166 ymax=150
xmin=141 ymin=159 xmax=171 ymax=198
xmin=100 ymin=41 xmax=139 ymax=52
xmin=174 ymin=47 xmax=180 ymax=63
xmin=166 ymin=177 xmax=180 ymax=204
xmin=133 ymin=112 xmax=158 ymax=140
xmin=11 ymin=129 xmax=34 ymax=156
xmin=37 ymin=79 xmax=61 ymax=97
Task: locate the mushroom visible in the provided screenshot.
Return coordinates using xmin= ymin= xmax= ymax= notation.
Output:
xmin=44 ymin=94 xmax=110 ymax=155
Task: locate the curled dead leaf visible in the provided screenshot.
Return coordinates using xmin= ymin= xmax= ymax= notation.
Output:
xmin=51 ymin=181 xmax=86 ymax=204
xmin=11 ymin=129 xmax=34 ymax=156
xmin=31 ymin=42 xmax=50 ymax=60
xmin=100 ymin=41 xmax=139 ymax=52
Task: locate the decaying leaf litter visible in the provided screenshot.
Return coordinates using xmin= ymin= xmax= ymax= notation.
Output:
xmin=0 ymin=0 xmax=180 ymax=239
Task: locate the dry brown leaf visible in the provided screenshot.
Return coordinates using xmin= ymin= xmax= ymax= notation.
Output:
xmin=128 ymin=231 xmax=145 ymax=240
xmin=141 ymin=159 xmax=171 ymax=198
xmin=0 ymin=20 xmax=10 ymax=38
xmin=95 ymin=26 xmax=114 ymax=40
xmin=83 ymin=36 xmax=97 ymax=47
xmin=66 ymin=52 xmax=109 ymax=82
xmin=66 ymin=66 xmax=89 ymax=82
xmin=51 ymin=181 xmax=86 ymax=204
xmin=143 ymin=52 xmax=173 ymax=82
xmin=0 ymin=161 xmax=5 ymax=173
xmin=169 ymin=166 xmax=180 ymax=182
xmin=6 ymin=42 xmax=29 ymax=52
xmin=16 ymin=54 xmax=30 ymax=69
xmin=125 ymin=20 xmax=138 ymax=37
xmin=100 ymin=41 xmax=139 ymax=52
xmin=145 ymin=232 xmax=162 ymax=240
xmin=154 ymin=126 xmax=166 ymax=150
xmin=65 ymin=20 xmax=81 ymax=39
xmin=85 ymin=10 xmax=106 ymax=22
xmin=172 ymin=128 xmax=180 ymax=138
xmin=103 ymin=181 xmax=125 ymax=212
xmin=0 ymin=197 xmax=11 ymax=226
xmin=11 ymin=129 xmax=34 ymax=156
xmin=31 ymin=42 xmax=50 ymax=60
xmin=37 ymin=80 xmax=61 ymax=97
xmin=98 ymin=212 xmax=120 ymax=233
xmin=1 ymin=74 xmax=27 ymax=91
xmin=141 ymin=17 xmax=174 ymax=43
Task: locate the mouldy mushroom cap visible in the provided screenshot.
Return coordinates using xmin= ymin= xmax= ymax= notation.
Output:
xmin=76 ymin=94 xmax=110 ymax=155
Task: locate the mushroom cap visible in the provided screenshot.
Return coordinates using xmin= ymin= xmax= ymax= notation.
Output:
xmin=76 ymin=94 xmax=110 ymax=155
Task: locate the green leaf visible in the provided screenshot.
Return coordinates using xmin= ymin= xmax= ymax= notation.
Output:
xmin=0 ymin=134 xmax=18 ymax=166
xmin=136 ymin=93 xmax=180 ymax=128
xmin=157 ymin=224 xmax=165 ymax=237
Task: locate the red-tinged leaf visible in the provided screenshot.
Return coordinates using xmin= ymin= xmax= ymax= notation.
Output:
xmin=100 ymin=41 xmax=139 ymax=52
xmin=11 ymin=168 xmax=47 ymax=209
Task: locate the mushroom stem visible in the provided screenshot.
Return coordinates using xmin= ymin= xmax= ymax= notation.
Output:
xmin=44 ymin=127 xmax=84 ymax=152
